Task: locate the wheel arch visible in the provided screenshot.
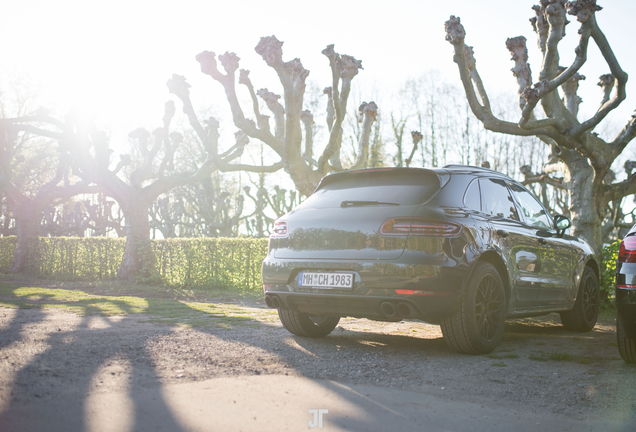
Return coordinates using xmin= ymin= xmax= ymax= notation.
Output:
xmin=571 ymin=255 xmax=600 ymax=300
xmin=584 ymin=256 xmax=600 ymax=281
xmin=477 ymin=251 xmax=511 ymax=307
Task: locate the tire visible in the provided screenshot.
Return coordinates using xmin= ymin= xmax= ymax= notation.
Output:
xmin=440 ymin=262 xmax=507 ymax=354
xmin=617 ymin=316 xmax=636 ymax=364
xmin=278 ymin=309 xmax=340 ymax=338
xmin=560 ymin=267 xmax=599 ymax=332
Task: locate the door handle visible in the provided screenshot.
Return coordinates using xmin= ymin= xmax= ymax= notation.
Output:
xmin=496 ymin=229 xmax=509 ymax=238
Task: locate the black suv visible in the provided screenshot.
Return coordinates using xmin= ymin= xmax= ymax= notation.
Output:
xmin=262 ymin=165 xmax=600 ymax=354
xmin=616 ymin=224 xmax=636 ymax=363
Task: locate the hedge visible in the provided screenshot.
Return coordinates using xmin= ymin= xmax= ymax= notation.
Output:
xmin=0 ymin=236 xmax=17 ymax=271
xmin=600 ymin=240 xmax=620 ymax=306
xmin=30 ymin=237 xmax=126 ymax=281
xmin=151 ymin=238 xmax=268 ymax=293
xmin=0 ymin=236 xmax=623 ymax=299
xmin=0 ymin=236 xmax=268 ymax=293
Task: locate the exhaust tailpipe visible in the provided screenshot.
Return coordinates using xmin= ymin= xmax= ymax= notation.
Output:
xmin=265 ymin=295 xmax=281 ymax=309
xmin=380 ymin=302 xmax=396 ymax=318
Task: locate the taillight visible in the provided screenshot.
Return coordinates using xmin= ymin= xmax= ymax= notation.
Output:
xmin=380 ymin=218 xmax=462 ymax=237
xmin=395 ymin=289 xmax=451 ymax=297
xmin=270 ymin=220 xmax=288 ymax=238
xmin=618 ymin=236 xmax=636 ymax=263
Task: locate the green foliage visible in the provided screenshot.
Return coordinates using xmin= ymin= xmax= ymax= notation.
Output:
xmin=601 ymin=240 xmax=620 ymax=306
xmin=0 ymin=236 xmax=268 ymax=294
xmin=28 ymin=237 xmax=126 ymax=280
xmin=1 ymin=236 xmax=624 ymax=300
xmin=0 ymin=237 xmax=17 ymax=271
xmin=149 ymin=238 xmax=268 ymax=293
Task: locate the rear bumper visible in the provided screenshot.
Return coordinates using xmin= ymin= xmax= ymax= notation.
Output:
xmin=263 ymin=290 xmax=459 ymax=324
xmin=261 ymin=250 xmax=471 ymax=324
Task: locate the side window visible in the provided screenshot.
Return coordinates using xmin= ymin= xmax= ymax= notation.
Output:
xmin=479 ymin=178 xmax=519 ymax=221
xmin=509 ymin=183 xmax=552 ymax=229
xmin=464 ymin=179 xmax=481 ymax=211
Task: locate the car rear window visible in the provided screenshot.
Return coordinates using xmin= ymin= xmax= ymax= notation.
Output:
xmin=297 ymin=169 xmax=441 ymax=209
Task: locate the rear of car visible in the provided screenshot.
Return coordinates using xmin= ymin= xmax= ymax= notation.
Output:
xmin=263 ymin=165 xmax=603 ymax=355
xmin=616 ymin=224 xmax=636 ymax=363
xmin=262 ymin=167 xmax=474 ymax=325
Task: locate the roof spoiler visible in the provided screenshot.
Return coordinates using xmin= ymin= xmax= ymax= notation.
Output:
xmin=314 ymin=167 xmax=450 ymax=194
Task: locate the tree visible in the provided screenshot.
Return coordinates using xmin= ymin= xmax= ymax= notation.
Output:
xmin=149 ymin=181 xmax=245 ymax=239
xmin=39 ymin=194 xmax=124 ymax=238
xmin=445 ymin=0 xmax=636 ymax=255
xmin=1 ymin=78 xmax=99 ymax=271
xmin=0 ymin=119 xmax=95 ymax=272
xmin=172 ymin=36 xmax=378 ymax=197
xmin=5 ymin=99 xmax=221 ymax=279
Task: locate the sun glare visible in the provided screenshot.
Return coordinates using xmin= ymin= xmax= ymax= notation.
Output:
xmin=3 ymin=0 xmax=636 ymax=151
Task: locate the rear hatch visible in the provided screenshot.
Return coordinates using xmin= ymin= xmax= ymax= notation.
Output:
xmin=273 ymin=168 xmax=446 ymax=260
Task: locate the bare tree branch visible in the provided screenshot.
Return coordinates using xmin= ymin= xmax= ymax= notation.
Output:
xmin=569 ymin=2 xmax=627 ymax=137
xmin=444 ymin=16 xmax=563 ymax=142
xmin=349 ymin=102 xmax=378 ymax=170
xmin=603 ymin=175 xmax=636 ymax=204
xmin=405 ymin=131 xmax=423 ymax=168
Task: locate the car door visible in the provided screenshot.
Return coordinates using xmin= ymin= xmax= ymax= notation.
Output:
xmin=478 ymin=177 xmax=544 ymax=308
xmin=508 ymin=182 xmax=576 ymax=305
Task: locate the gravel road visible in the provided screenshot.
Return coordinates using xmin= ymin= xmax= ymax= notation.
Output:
xmin=0 ymin=280 xmax=635 ymax=431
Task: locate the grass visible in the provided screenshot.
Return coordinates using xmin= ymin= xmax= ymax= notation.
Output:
xmin=547 ymin=352 xmax=577 ymax=362
xmin=485 ymin=353 xmax=519 ymax=360
xmin=528 ymin=354 xmax=549 ymax=362
xmin=527 ymin=351 xmax=614 ymax=365
xmin=0 ymin=281 xmax=277 ymax=329
xmin=492 ymin=362 xmax=507 ymax=367
xmin=0 ymin=274 xmax=265 ymax=301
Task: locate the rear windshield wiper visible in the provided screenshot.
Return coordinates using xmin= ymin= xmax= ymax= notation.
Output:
xmin=341 ymin=200 xmax=399 ymax=207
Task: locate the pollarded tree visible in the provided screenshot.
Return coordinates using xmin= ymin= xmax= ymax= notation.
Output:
xmin=149 ymin=183 xmax=245 ymax=239
xmin=172 ymin=36 xmax=378 ymax=197
xmin=445 ymin=0 xmax=636 ymax=255
xmin=1 ymin=78 xmax=98 ymax=272
xmin=0 ymin=121 xmax=95 ymax=272
xmin=5 ymin=100 xmax=222 ymax=280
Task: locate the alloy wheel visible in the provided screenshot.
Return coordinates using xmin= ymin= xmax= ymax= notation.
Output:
xmin=474 ymin=274 xmax=505 ymax=343
xmin=581 ymin=274 xmax=599 ymax=324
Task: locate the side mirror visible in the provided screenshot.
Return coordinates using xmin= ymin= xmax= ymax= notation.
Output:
xmin=553 ymin=214 xmax=571 ymax=238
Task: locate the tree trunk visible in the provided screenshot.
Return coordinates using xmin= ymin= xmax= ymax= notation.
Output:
xmin=561 ymin=150 xmax=602 ymax=257
xmin=8 ymin=200 xmax=41 ymax=273
xmin=117 ymin=201 xmax=154 ymax=281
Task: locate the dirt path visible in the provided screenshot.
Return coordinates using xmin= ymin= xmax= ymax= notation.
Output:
xmin=0 ymin=279 xmax=635 ymax=430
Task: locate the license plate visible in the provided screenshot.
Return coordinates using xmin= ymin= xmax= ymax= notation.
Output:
xmin=297 ymin=272 xmax=354 ymax=289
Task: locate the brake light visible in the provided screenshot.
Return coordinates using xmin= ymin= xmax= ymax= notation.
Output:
xmin=618 ymin=236 xmax=636 ymax=263
xmin=380 ymin=218 xmax=462 ymax=237
xmin=270 ymin=221 xmax=288 ymax=238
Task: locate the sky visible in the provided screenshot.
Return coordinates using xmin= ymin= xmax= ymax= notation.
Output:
xmin=2 ymin=0 xmax=636 ymax=154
